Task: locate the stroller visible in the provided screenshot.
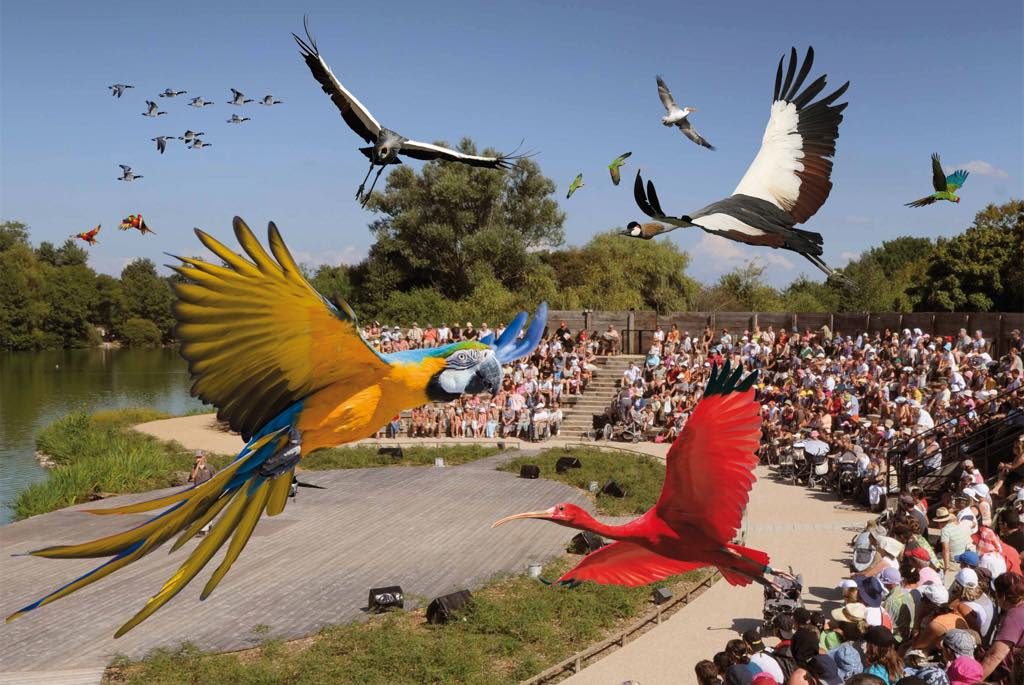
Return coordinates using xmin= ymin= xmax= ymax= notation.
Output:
xmin=804 ymin=439 xmax=831 ymax=490
xmin=763 ymin=570 xmax=804 ymax=635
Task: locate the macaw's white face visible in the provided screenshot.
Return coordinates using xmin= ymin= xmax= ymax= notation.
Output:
xmin=427 ymin=347 xmax=503 ymax=401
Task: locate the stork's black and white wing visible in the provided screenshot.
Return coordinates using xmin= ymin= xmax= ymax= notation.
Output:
xmin=398 ymin=139 xmax=515 ymax=169
xmin=731 ymin=46 xmax=849 ymax=224
xmin=293 ymin=18 xmax=382 ymax=144
xmin=656 ymin=76 xmax=681 ymax=115
xmin=679 ymin=119 xmax=715 ymax=150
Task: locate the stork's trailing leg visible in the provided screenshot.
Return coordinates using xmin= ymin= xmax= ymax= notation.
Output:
xmin=355 ymin=162 xmax=375 ymax=201
xmin=360 ymin=166 xmax=386 ymax=207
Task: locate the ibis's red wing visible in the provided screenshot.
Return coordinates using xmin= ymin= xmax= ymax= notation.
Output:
xmin=655 ymin=388 xmax=761 ymax=543
xmin=559 ymin=541 xmax=706 ymax=586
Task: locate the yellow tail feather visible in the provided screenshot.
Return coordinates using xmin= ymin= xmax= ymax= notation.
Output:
xmin=200 ymin=480 xmax=273 ymax=600
xmin=265 ymin=470 xmax=294 ymax=517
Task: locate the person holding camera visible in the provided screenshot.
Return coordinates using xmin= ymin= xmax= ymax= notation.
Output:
xmin=189 ymin=450 xmax=215 ymax=486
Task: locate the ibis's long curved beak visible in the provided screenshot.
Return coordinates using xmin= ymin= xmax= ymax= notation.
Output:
xmin=491 ymin=507 xmax=555 ymax=528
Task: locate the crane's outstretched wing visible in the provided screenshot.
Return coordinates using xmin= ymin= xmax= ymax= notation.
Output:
xmin=679 ymin=119 xmax=715 ymax=150
xmin=655 ymin=361 xmax=761 ymax=543
xmin=656 ymin=76 xmax=679 ymax=114
xmin=399 ymin=139 xmax=520 ymax=169
xmin=173 ymin=217 xmax=390 ymax=441
xmin=559 ymin=541 xmax=705 ymax=586
xmin=930 ymin=153 xmax=947 ymax=192
xmin=293 ymin=17 xmax=382 ymax=143
xmin=732 ymin=46 xmax=849 ymax=224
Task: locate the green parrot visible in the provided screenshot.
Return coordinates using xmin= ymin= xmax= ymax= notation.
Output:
xmin=905 ymin=153 xmax=968 ymax=207
xmin=608 ymin=151 xmax=632 ymax=185
xmin=567 ymin=173 xmax=585 ymax=199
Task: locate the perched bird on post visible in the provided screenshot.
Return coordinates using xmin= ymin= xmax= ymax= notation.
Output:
xmin=608 ymin=152 xmax=632 ymax=186
xmin=494 ymin=362 xmax=782 ymax=589
xmin=566 ymin=173 xmax=585 ymax=199
xmin=905 ymin=154 xmax=969 ymax=207
xmin=293 ymin=17 xmax=530 ymax=206
xmin=6 ymin=218 xmax=547 ymax=637
xmin=656 ymin=76 xmax=714 ymax=150
xmin=629 ymin=47 xmax=849 ymax=279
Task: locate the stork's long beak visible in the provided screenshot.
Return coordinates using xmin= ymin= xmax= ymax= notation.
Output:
xmin=491 ymin=507 xmax=556 ymax=528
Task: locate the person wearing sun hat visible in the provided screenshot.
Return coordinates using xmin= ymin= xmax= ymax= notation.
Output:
xmin=934 ymin=507 xmax=973 ymax=573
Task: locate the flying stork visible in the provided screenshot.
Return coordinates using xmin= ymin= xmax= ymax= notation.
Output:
xmin=292 ymin=18 xmax=530 ymax=206
xmin=627 ymin=47 xmax=849 ymax=279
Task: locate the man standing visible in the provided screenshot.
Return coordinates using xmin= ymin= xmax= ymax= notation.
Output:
xmin=189 ymin=450 xmax=215 ymax=486
xmin=935 ymin=507 xmax=973 ymax=573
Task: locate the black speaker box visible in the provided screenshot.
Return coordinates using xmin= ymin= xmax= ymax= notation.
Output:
xmin=568 ymin=531 xmax=607 ymax=554
xmin=653 ymin=587 xmax=673 ymax=605
xmin=602 ymin=480 xmax=627 ymax=498
xmin=426 ymin=589 xmax=473 ymax=624
xmin=555 ymin=456 xmax=582 ymax=473
xmin=368 ymin=585 xmax=404 ymax=612
xmin=520 ymin=464 xmax=541 ymax=479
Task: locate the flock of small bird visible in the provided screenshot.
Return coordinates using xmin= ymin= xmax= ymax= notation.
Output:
xmin=71 ymin=215 xmax=154 ymax=245
xmin=91 ymin=18 xmax=971 ymax=277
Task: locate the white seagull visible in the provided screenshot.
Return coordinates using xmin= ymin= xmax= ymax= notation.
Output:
xmin=293 ymin=17 xmax=530 ymax=206
xmin=118 ymin=164 xmax=143 ymax=181
xmin=227 ymin=88 xmax=253 ymax=105
xmin=141 ymin=100 xmax=166 ymax=117
xmin=628 ymin=47 xmax=849 ymax=279
xmin=189 ymin=97 xmax=214 ymax=107
xmin=656 ymin=76 xmax=714 ymax=150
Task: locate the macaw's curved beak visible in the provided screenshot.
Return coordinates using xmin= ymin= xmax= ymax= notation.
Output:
xmin=491 ymin=507 xmax=556 ymax=528
xmin=465 ymin=353 xmax=503 ymax=396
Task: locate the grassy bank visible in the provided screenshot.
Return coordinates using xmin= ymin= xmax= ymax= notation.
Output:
xmin=105 ymin=556 xmax=710 ymax=685
xmin=15 ymin=410 xmax=500 ymax=520
xmin=500 ymin=447 xmax=665 ymax=516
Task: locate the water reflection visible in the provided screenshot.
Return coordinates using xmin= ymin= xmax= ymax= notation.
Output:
xmin=0 ymin=348 xmax=206 ymax=523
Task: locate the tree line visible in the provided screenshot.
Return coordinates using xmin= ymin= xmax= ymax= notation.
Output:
xmin=1 ymin=140 xmax=1020 ymax=350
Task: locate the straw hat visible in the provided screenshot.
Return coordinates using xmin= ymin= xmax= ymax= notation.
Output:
xmin=932 ymin=507 xmax=956 ymax=524
xmin=831 ymin=602 xmax=868 ymax=624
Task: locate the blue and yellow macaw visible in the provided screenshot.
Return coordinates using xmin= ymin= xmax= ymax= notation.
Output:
xmin=7 ymin=217 xmax=547 ymax=636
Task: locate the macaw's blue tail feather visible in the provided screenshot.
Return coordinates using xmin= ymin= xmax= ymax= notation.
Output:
xmin=5 ymin=423 xmax=297 ymax=636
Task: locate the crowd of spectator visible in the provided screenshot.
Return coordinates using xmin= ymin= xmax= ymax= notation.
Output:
xmin=697 ymin=443 xmax=1024 ymax=685
xmin=362 ymin=319 xmax=606 ymax=442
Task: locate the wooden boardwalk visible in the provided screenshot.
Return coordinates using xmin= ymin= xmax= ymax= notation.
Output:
xmin=0 ymin=454 xmax=588 ymax=674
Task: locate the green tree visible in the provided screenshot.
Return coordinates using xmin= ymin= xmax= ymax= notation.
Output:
xmin=41 ymin=263 xmax=98 ymax=347
xmin=119 ymin=317 xmax=163 ymax=347
xmin=834 ymin=236 xmax=933 ymax=311
xmin=0 ymin=238 xmax=50 ymax=349
xmin=307 ymin=264 xmax=353 ymax=304
xmin=358 ymin=139 xmax=564 ymax=310
xmin=119 ymin=259 xmax=175 ymax=340
xmin=544 ymin=232 xmax=699 ymax=313
xmin=915 ymin=200 xmax=1024 ymax=311
xmin=92 ymin=274 xmax=127 ymax=335
xmin=0 ymin=220 xmax=30 ymax=252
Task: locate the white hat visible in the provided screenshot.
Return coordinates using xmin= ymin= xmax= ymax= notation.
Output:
xmin=921 ymin=583 xmax=949 ymax=605
xmin=973 ymin=483 xmax=990 ymax=498
xmin=962 ymin=488 xmax=979 ymax=501
xmin=837 ymin=579 xmax=858 ymax=590
xmin=877 ymin=536 xmax=904 ymax=558
xmin=979 ymin=552 xmax=1007 ymax=579
xmin=955 ymin=568 xmax=979 ymax=588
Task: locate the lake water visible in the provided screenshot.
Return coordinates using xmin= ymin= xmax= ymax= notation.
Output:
xmin=0 ymin=348 xmax=207 ymax=523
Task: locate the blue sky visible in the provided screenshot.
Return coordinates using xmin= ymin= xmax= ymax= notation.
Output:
xmin=2 ymin=0 xmax=1021 ymax=287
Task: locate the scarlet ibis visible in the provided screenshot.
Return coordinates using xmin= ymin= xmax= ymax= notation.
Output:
xmin=292 ymin=18 xmax=530 ymax=206
xmin=73 ymin=225 xmax=101 ymax=245
xmin=493 ymin=361 xmax=779 ymax=588
xmin=629 ymin=47 xmax=849 ymax=279
xmin=656 ymin=76 xmax=714 ymax=150
xmin=905 ymin=153 xmax=969 ymax=207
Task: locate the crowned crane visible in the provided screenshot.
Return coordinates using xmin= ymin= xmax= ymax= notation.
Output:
xmin=656 ymin=76 xmax=714 ymax=150
xmin=178 ymin=130 xmax=205 ymax=143
xmin=109 ymin=83 xmax=134 ymax=98
xmin=151 ymin=136 xmax=174 ymax=154
xmin=226 ymin=114 xmax=250 ymax=124
xmin=228 ymin=88 xmax=253 ymax=105
xmin=159 ymin=88 xmax=187 ymax=98
xmin=905 ymin=154 xmax=969 ymax=207
xmin=260 ymin=94 xmax=283 ymax=106
xmin=628 ymin=47 xmax=849 ymax=279
xmin=293 ymin=18 xmax=531 ymax=206
xmin=189 ymin=96 xmax=214 ymax=107
xmin=141 ymin=100 xmax=166 ymax=117
xmin=117 ymin=165 xmax=143 ymax=181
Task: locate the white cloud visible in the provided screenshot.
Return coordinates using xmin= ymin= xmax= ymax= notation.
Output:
xmin=293 ymin=246 xmax=365 ymax=267
xmin=839 ymin=251 xmax=859 ymax=265
xmin=954 ymin=160 xmax=1009 ymax=179
xmin=689 ymin=233 xmax=795 ymax=271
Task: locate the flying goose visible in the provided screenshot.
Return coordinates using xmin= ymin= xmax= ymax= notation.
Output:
xmin=151 ymin=136 xmax=174 ymax=154
xmin=159 ymin=88 xmax=187 ymax=98
xmin=259 ymin=94 xmax=283 ymax=106
xmin=142 ymin=100 xmax=166 ymax=117
xmin=226 ymin=114 xmax=250 ymax=124
xmin=118 ymin=165 xmax=143 ymax=181
xmin=178 ymin=130 xmax=205 ymax=142
xmin=189 ymin=138 xmax=212 ymax=150
xmin=189 ymin=97 xmax=214 ymax=107
xmin=109 ymin=84 xmax=134 ymax=98
xmin=228 ymin=88 xmax=253 ymax=105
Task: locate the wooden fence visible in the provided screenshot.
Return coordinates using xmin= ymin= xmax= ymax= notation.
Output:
xmin=548 ymin=310 xmax=1024 ymax=358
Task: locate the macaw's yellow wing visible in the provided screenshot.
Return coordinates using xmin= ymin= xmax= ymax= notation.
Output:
xmin=172 ymin=217 xmax=390 ymax=441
